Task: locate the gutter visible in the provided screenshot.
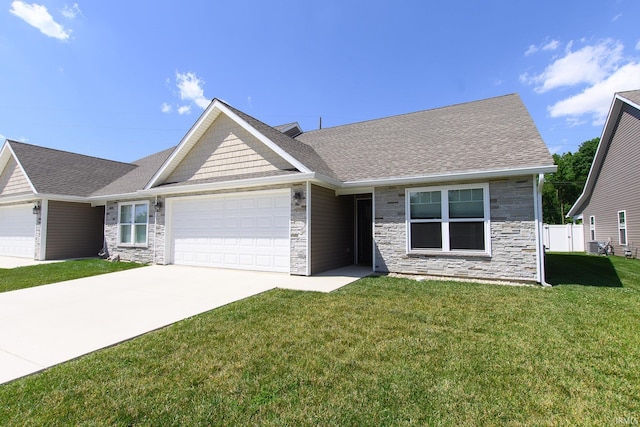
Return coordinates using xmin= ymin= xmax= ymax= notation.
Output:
xmin=338 ymin=164 xmax=557 ymax=191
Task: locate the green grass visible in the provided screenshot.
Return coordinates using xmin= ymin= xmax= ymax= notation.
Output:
xmin=0 ymin=259 xmax=143 ymax=293
xmin=1 ymin=253 xmax=639 ymax=426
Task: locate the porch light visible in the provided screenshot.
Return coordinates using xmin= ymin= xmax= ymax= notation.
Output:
xmin=32 ymin=201 xmax=41 ymax=214
xmin=293 ymin=191 xmax=302 ymax=205
xmin=154 ymin=200 xmax=162 ymax=212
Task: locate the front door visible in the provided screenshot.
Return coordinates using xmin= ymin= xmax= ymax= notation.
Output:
xmin=356 ymin=198 xmax=373 ymax=265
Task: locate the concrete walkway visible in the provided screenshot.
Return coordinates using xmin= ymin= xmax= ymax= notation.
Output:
xmin=0 ymin=264 xmax=370 ymax=384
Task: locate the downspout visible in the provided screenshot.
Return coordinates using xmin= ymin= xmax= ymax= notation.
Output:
xmin=534 ymin=174 xmax=551 ymax=286
xmin=153 ymin=195 xmax=158 ymax=265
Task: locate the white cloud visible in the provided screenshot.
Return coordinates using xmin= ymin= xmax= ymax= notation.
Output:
xmin=162 ymin=71 xmax=211 ymax=115
xmin=548 ymin=62 xmax=640 ymax=125
xmin=176 ymin=71 xmax=210 ymax=109
xmin=61 ymin=3 xmax=82 ymax=20
xmin=10 ymin=1 xmax=71 ymax=41
xmin=525 ymin=44 xmax=538 ymax=56
xmin=612 ymin=13 xmax=622 ymax=22
xmin=524 ymin=39 xmax=559 ymax=56
xmin=636 ymin=40 xmax=640 ymax=51
xmin=521 ymin=39 xmax=624 ymax=93
xmin=0 ymin=134 xmax=5 ymax=142
xmin=548 ymin=145 xmax=563 ymax=155
xmin=542 ymin=40 xmax=559 ymax=51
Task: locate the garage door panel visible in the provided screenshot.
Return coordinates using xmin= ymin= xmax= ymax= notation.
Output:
xmin=0 ymin=204 xmax=35 ymax=258
xmin=170 ymin=192 xmax=291 ymax=272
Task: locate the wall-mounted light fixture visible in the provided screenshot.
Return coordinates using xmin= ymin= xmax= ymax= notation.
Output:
xmin=32 ymin=201 xmax=41 ymax=215
xmin=154 ymin=200 xmax=162 ymax=212
xmin=293 ymin=191 xmax=302 ymax=205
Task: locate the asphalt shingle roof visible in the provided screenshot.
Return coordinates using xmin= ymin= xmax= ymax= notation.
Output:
xmin=619 ymin=89 xmax=640 ymax=106
xmin=219 ymin=101 xmax=338 ymax=179
xmin=8 ymin=141 xmax=137 ymax=197
xmin=295 ymin=93 xmax=553 ymax=182
xmin=91 ymin=146 xmax=175 ymax=197
xmin=4 ymin=93 xmax=555 ymax=199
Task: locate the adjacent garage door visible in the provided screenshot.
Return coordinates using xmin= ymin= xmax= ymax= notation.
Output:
xmin=0 ymin=204 xmax=35 ymax=258
xmin=169 ymin=191 xmax=291 ymax=272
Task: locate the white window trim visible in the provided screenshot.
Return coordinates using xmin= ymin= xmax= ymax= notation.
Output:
xmin=117 ymin=201 xmax=150 ymax=247
xmin=618 ymin=210 xmax=627 ymax=246
xmin=589 ymin=215 xmax=596 ymax=241
xmin=405 ymin=183 xmax=491 ymax=256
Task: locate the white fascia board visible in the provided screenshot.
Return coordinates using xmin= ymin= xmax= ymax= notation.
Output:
xmin=0 ymin=193 xmax=38 ymax=205
xmin=339 ymin=165 xmax=557 ymax=189
xmin=2 ymin=143 xmax=38 ymax=194
xmin=138 ymin=173 xmax=317 ymax=196
xmin=37 ymin=194 xmax=95 ymax=203
xmin=217 ymin=103 xmax=311 ymax=173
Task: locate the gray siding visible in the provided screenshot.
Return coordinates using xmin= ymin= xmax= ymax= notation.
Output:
xmin=581 ymin=104 xmax=640 ymax=257
xmin=46 ymin=201 xmax=105 ymax=260
xmin=310 ymin=185 xmax=354 ymax=274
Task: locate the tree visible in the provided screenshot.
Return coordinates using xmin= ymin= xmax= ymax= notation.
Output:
xmin=542 ymin=138 xmax=599 ymax=224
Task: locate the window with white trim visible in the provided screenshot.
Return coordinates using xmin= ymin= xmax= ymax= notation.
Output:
xmin=119 ymin=202 xmax=149 ymax=246
xmin=589 ymin=215 xmax=596 ymax=241
xmin=618 ymin=210 xmax=627 ymax=246
xmin=407 ymin=184 xmax=490 ymax=253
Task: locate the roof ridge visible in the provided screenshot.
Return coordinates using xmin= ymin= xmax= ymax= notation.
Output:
xmin=300 ymin=93 xmax=520 ymax=135
xmin=7 ymin=139 xmax=136 ymax=167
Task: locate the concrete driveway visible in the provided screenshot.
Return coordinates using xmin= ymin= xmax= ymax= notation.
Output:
xmin=0 ymin=264 xmax=370 ymax=384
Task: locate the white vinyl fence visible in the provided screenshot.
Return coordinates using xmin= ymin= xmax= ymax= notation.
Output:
xmin=543 ymin=223 xmax=584 ymax=252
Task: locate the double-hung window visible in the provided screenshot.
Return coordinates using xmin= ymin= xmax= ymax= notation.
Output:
xmin=407 ymin=184 xmax=490 ymax=254
xmin=119 ymin=202 xmax=149 ymax=246
xmin=618 ymin=210 xmax=627 ymax=246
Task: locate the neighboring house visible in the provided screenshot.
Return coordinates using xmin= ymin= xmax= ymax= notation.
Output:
xmin=568 ymin=89 xmax=640 ymax=257
xmin=1 ymin=93 xmax=557 ymax=283
xmin=0 ymin=141 xmax=135 ymax=260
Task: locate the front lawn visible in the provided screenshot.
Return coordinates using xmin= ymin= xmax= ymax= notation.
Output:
xmin=0 ymin=254 xmax=638 ymax=425
xmin=0 ymin=259 xmax=143 ymax=293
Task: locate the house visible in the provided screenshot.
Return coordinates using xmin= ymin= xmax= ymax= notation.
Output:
xmin=0 ymin=141 xmax=135 ymax=260
xmin=567 ymin=89 xmax=640 ymax=257
xmin=0 ymin=93 xmax=556 ymax=283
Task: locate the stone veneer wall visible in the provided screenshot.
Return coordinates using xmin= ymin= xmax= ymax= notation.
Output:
xmin=290 ymin=183 xmax=308 ymax=275
xmin=104 ymin=184 xmax=309 ymax=273
xmin=374 ymin=176 xmax=539 ymax=282
xmin=104 ymin=198 xmax=163 ymax=264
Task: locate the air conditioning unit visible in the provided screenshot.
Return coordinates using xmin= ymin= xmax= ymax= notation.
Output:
xmin=587 ymin=241 xmax=599 ymax=255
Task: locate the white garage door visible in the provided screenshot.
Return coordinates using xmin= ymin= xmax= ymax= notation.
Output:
xmin=0 ymin=204 xmax=36 ymax=258
xmin=169 ymin=191 xmax=291 ymax=272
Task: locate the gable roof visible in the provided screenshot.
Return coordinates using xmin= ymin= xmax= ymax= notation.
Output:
xmin=145 ymin=99 xmax=338 ymax=190
xmin=1 ymin=92 xmax=557 ymax=202
xmin=296 ymin=93 xmax=554 ymax=183
xmin=568 ymin=89 xmax=640 ymax=217
xmin=1 ymin=140 xmax=136 ymax=198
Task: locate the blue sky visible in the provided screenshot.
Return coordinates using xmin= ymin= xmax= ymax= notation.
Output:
xmin=1 ymin=0 xmax=639 ymax=163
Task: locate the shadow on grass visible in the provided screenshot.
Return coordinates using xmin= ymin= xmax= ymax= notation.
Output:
xmin=545 ymin=253 xmax=623 ymax=287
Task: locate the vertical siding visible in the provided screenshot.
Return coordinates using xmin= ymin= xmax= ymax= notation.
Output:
xmin=310 ymin=184 xmax=354 ymax=274
xmin=581 ymin=104 xmax=640 ymax=257
xmin=166 ymin=114 xmax=293 ymax=183
xmin=0 ymin=157 xmax=31 ymax=195
xmin=46 ymin=201 xmax=105 ymax=260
